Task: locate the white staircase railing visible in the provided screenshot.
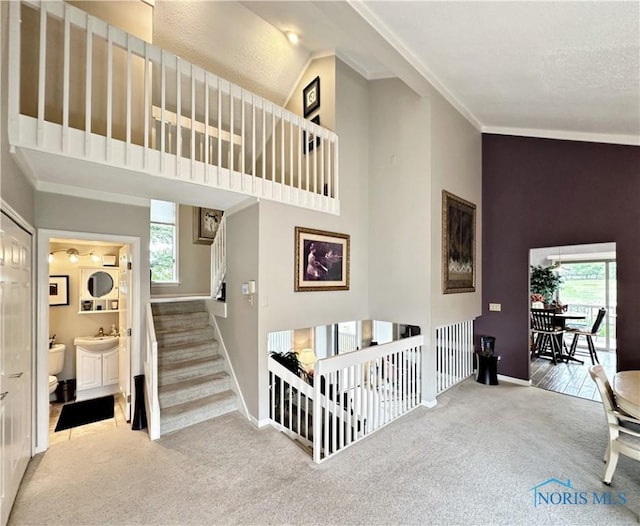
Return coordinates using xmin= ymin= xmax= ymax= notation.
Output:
xmin=268 ymin=335 xmax=424 ymax=463
xmin=8 ymin=1 xmax=340 ymax=214
xmin=210 ymin=214 xmax=226 ymax=298
xmin=435 ymin=319 xmax=475 ymax=394
xmin=144 ymin=304 xmax=161 ymax=440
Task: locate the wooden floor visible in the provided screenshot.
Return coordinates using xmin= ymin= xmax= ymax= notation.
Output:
xmin=531 ymin=346 xmax=617 ymax=402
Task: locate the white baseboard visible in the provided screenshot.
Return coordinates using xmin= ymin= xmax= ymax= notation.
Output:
xmin=249 ymin=415 xmax=271 ymax=428
xmin=497 ymin=374 xmax=531 ymax=387
xmin=421 ymin=399 xmax=438 ymax=409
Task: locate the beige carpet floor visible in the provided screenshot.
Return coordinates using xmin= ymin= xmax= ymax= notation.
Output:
xmin=9 ymin=378 xmax=640 ymax=525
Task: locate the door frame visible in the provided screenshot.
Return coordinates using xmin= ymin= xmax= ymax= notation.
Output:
xmin=36 ymin=229 xmax=141 ymax=453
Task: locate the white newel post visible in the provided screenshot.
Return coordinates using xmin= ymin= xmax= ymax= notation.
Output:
xmin=422 ymin=329 xmax=438 ymax=407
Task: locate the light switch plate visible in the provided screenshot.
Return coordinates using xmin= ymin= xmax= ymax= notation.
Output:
xmin=489 ymin=303 xmax=502 ymax=312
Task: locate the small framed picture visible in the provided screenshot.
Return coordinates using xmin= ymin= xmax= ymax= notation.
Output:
xmin=303 ymin=115 xmax=321 ymax=154
xmin=303 ymin=76 xmax=320 ymax=117
xmin=49 ymin=275 xmax=70 ymax=306
xmin=295 ymin=227 xmax=350 ymax=292
xmin=193 ymin=207 xmax=223 ymax=245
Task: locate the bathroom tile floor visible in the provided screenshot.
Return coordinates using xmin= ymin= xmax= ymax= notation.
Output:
xmin=49 ymin=394 xmax=128 ymax=446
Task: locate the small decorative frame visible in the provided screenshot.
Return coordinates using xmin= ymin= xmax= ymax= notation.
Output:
xmin=302 ymin=76 xmax=320 ymax=117
xmin=295 ymin=227 xmax=350 ymax=292
xmin=442 ymin=190 xmax=476 ymax=294
xmin=49 ymin=275 xmax=70 ymax=306
xmin=193 ymin=207 xmax=224 ymax=245
xmin=303 ymin=115 xmax=321 ymax=154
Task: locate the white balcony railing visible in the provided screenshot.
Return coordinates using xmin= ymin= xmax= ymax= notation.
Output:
xmin=8 ymin=1 xmax=339 ymax=214
xmin=435 ymin=319 xmax=475 ymax=394
xmin=268 ymin=335 xmax=424 ymax=463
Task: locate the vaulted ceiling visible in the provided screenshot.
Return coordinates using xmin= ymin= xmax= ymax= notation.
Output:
xmin=154 ymin=1 xmax=640 ymax=145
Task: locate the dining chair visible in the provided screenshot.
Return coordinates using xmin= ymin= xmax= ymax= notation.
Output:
xmin=566 ymin=308 xmax=606 ymax=365
xmin=589 ymin=365 xmax=640 ymax=485
xmin=530 ymin=308 xmax=564 ymax=364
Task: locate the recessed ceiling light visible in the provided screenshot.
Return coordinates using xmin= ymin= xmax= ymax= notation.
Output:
xmin=285 ymin=31 xmax=299 ymax=45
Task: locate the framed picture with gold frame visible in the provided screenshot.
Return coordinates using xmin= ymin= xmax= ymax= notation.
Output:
xmin=442 ymin=190 xmax=476 ymax=294
xmin=295 ymin=227 xmax=350 ymax=292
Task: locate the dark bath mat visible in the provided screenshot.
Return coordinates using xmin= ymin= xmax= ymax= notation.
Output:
xmin=54 ymin=395 xmax=115 ymax=432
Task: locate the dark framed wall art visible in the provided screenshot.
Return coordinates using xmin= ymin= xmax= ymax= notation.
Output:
xmin=193 ymin=207 xmax=223 ymax=244
xmin=49 ymin=275 xmax=70 ymax=306
xmin=303 ymin=76 xmax=320 ymax=117
xmin=442 ymin=190 xmax=476 ymax=294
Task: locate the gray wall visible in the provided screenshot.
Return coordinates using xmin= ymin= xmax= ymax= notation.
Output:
xmin=35 ymin=192 xmax=150 ymax=373
xmin=151 ymin=204 xmax=211 ymax=297
xmin=216 ymin=204 xmax=260 ymax=416
xmin=1 ymin=1 xmax=35 ymax=223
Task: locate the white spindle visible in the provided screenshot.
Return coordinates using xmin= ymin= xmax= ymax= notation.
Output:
xmin=217 ymin=78 xmax=221 ymax=185
xmin=62 ymin=5 xmax=70 ymax=152
xmin=125 ymin=34 xmax=132 ymax=165
xmin=204 ymin=73 xmax=210 ymax=183
xmin=175 ymin=57 xmax=181 ymax=177
xmin=106 ymin=25 xmax=113 ymax=161
xmin=143 ymin=43 xmax=150 ymax=168
xmin=229 ymin=87 xmax=234 ymax=178
xmin=160 ymin=51 xmax=166 ymax=172
xmin=37 ymin=7 xmax=47 ymax=147
xmin=190 ymin=65 xmax=195 ymax=178
xmin=241 ymin=90 xmax=245 ymax=191
xmin=252 ymin=95 xmax=256 ymax=194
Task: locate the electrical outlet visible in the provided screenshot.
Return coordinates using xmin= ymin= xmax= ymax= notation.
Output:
xmin=489 ymin=303 xmax=502 ymax=312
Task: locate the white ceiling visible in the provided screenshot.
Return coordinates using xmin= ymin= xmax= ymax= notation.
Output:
xmin=233 ymin=1 xmax=639 ymax=145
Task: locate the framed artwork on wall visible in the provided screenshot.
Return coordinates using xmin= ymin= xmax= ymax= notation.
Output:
xmin=295 ymin=226 xmax=350 ymax=292
xmin=303 ymin=76 xmax=320 ymax=117
xmin=193 ymin=207 xmax=223 ymax=245
xmin=49 ymin=275 xmax=70 ymax=306
xmin=442 ymin=190 xmax=476 ymax=294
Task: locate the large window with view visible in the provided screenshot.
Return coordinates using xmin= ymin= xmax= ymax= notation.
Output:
xmin=150 ymin=200 xmax=178 ymax=283
xmin=557 ymin=260 xmax=616 ymax=351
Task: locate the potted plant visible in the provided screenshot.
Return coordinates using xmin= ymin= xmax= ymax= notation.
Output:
xmin=530 ymin=265 xmax=563 ymax=307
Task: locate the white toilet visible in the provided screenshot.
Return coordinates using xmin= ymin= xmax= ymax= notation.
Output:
xmin=49 ymin=343 xmax=65 ymax=397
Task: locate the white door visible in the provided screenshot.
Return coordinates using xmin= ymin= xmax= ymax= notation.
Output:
xmin=118 ymin=246 xmax=132 ymax=421
xmin=0 ymin=213 xmax=32 ymax=526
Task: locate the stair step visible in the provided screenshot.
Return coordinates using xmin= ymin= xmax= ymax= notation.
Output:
xmin=151 ymin=300 xmax=206 ymax=316
xmin=153 ymin=312 xmax=209 ymax=332
xmin=158 ymin=340 xmax=219 ymax=364
xmin=160 ymin=391 xmax=237 ymax=435
xmin=159 ymin=371 xmax=231 ymax=408
xmin=158 ymin=355 xmax=226 ymax=387
xmin=156 ymin=326 xmax=215 ymax=347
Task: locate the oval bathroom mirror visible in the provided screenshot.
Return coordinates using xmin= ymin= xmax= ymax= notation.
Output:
xmin=87 ymin=271 xmax=114 ymax=298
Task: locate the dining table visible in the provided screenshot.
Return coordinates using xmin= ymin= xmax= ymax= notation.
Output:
xmin=552 ymin=311 xmax=587 ymax=363
xmin=612 ymin=371 xmax=640 ymax=420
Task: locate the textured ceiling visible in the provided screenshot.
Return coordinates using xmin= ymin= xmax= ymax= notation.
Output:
xmin=155 ymin=1 xmax=640 ymax=144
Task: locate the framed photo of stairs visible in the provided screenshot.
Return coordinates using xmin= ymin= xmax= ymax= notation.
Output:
xmin=193 ymin=207 xmax=223 ymax=244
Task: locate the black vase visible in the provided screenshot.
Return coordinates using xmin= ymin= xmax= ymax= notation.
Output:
xmin=131 ymin=374 xmax=147 ymax=431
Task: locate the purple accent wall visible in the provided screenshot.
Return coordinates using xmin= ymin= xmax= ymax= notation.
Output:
xmin=476 ymin=134 xmax=640 ymax=379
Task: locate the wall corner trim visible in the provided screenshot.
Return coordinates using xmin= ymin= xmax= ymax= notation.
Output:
xmin=497 ymin=374 xmax=531 ymax=387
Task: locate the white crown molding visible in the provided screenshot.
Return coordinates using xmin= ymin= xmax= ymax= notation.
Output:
xmin=482 ymin=126 xmax=640 ymax=146
xmin=348 ymin=0 xmax=482 ymax=132
xmin=37 ymin=181 xmax=150 ymax=207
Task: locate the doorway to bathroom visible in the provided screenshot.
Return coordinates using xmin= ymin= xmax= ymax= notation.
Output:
xmin=37 ymin=229 xmax=142 ymax=452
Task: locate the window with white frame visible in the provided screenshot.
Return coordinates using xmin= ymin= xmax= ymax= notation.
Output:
xmin=150 ymin=200 xmax=178 ymax=283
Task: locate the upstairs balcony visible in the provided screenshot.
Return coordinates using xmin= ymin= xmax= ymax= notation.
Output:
xmin=8 ymin=1 xmax=339 ymax=214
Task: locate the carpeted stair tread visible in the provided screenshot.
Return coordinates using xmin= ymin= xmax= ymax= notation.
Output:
xmin=151 ymin=300 xmax=206 ymax=316
xmin=158 ymin=340 xmax=219 ymax=364
xmin=160 ymin=390 xmax=237 ymax=435
xmin=156 ymin=326 xmax=216 ymax=347
xmin=158 ymin=371 xmax=231 ymax=408
xmin=153 ymin=312 xmax=210 ymax=332
xmin=158 ymin=355 xmax=226 ymax=387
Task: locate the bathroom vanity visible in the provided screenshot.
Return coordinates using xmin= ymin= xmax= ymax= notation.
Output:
xmin=74 ymin=336 xmax=120 ymax=401
xmin=78 ymin=268 xmax=120 ymax=314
